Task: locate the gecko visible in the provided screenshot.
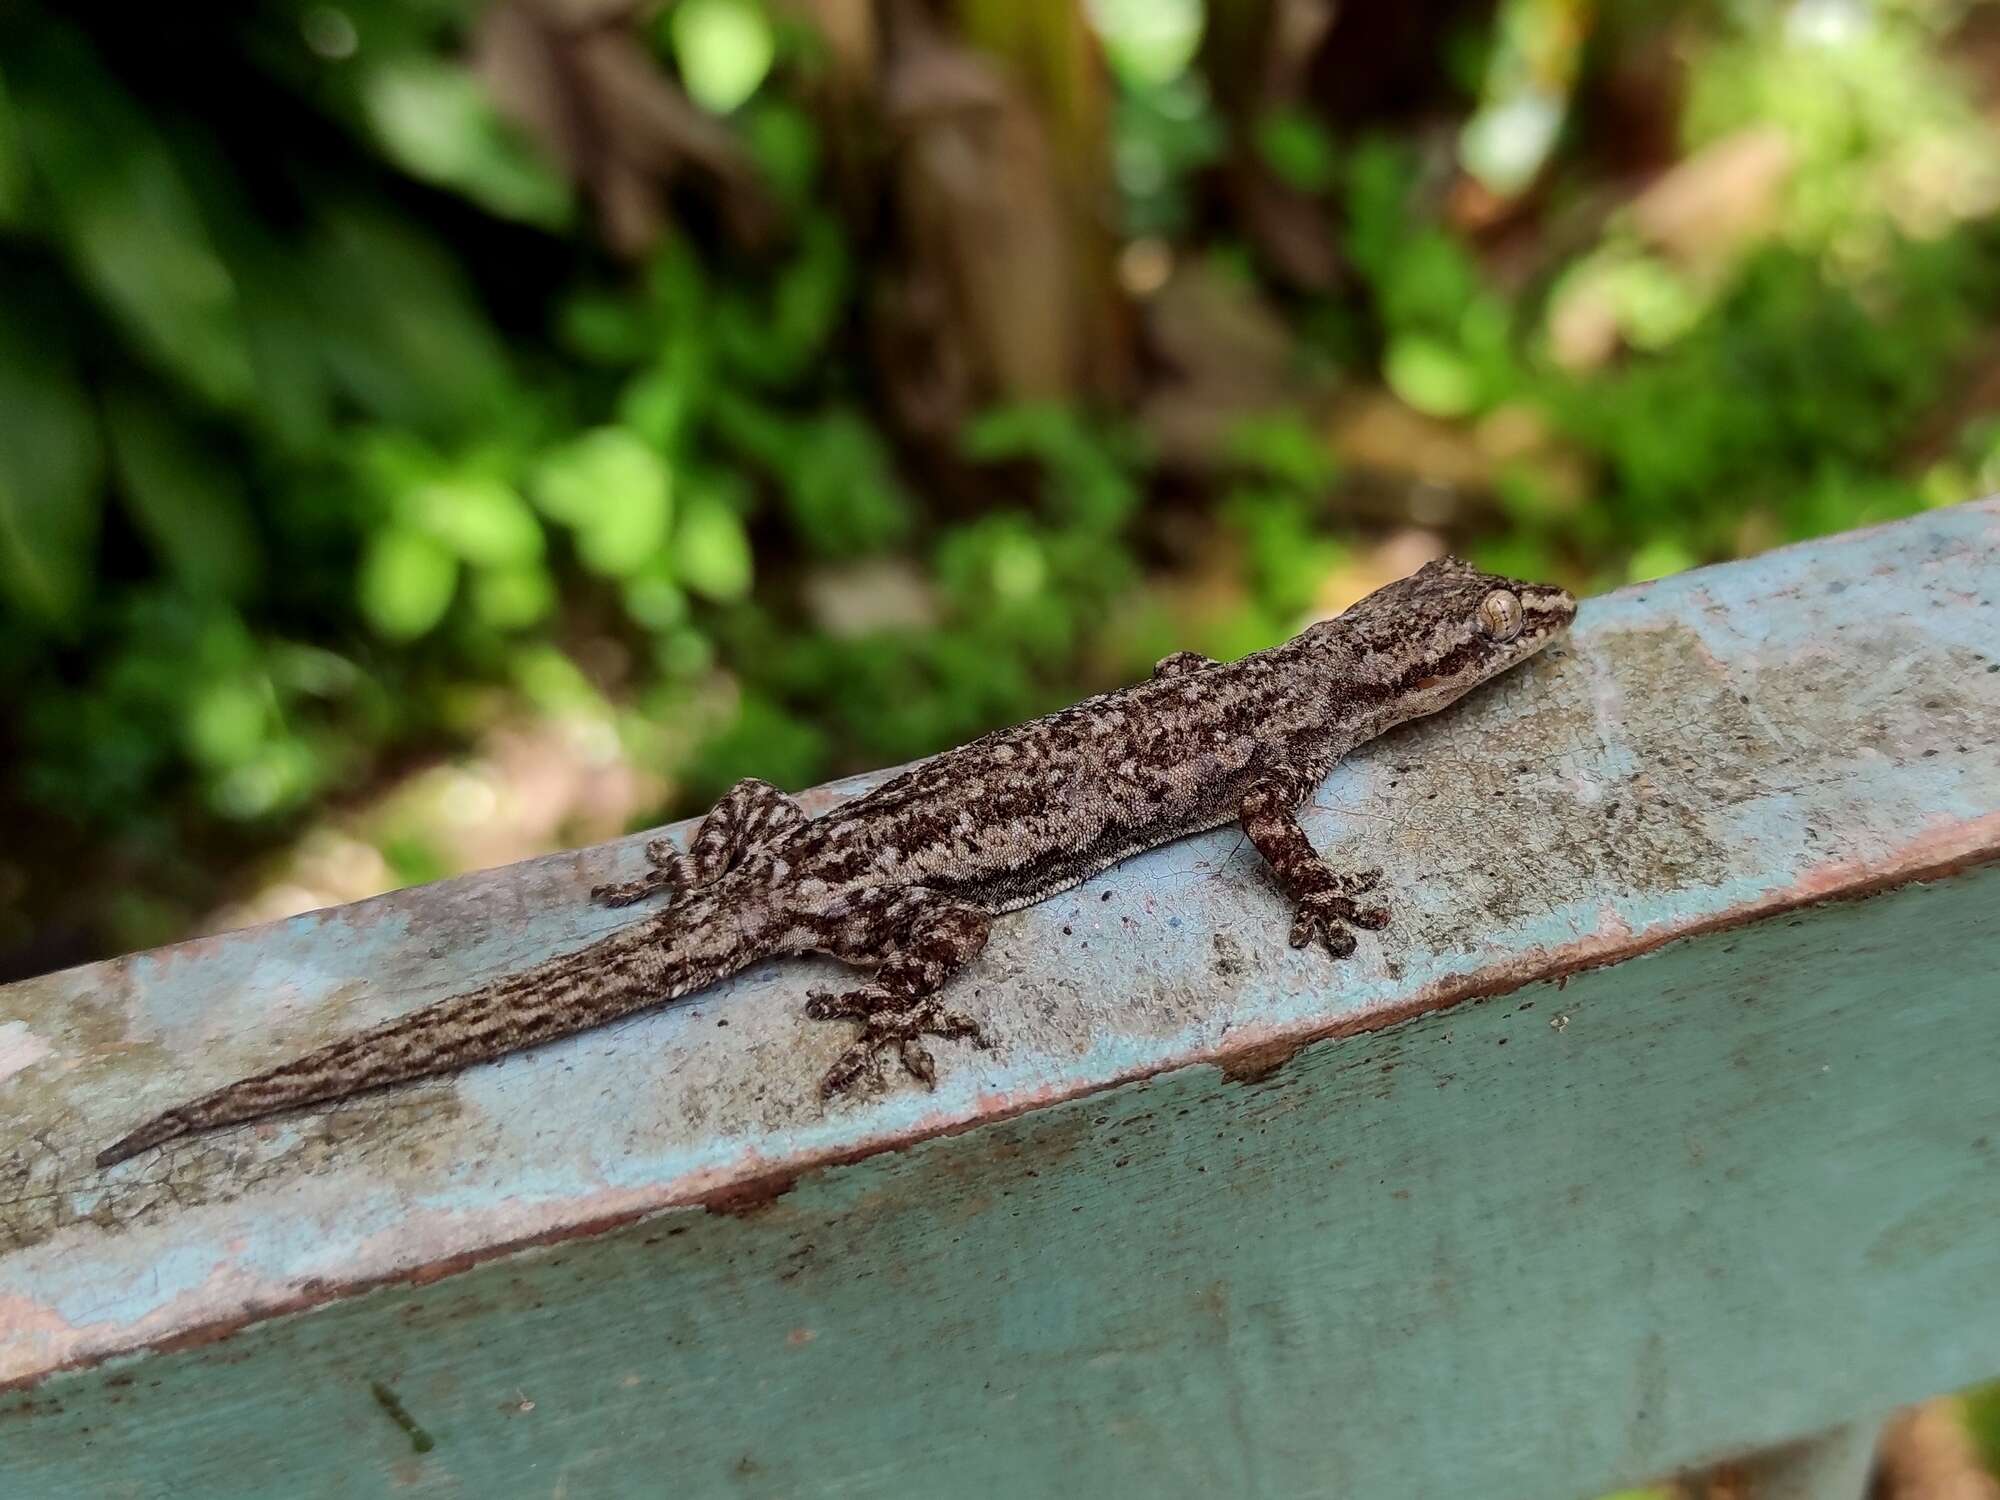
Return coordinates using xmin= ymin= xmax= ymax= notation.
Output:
xmin=96 ymin=556 xmax=1575 ymax=1168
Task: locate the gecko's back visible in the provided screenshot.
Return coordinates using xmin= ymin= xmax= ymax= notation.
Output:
xmin=771 ymin=640 xmax=1336 ymax=912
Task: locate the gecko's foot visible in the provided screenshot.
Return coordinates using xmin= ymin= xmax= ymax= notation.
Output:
xmin=809 ymin=991 xmax=992 ymax=1097
xmin=1288 ymin=873 xmax=1390 ymax=958
xmin=591 ymin=840 xmax=691 ymax=908
xmin=592 ymin=870 xmax=676 ymax=907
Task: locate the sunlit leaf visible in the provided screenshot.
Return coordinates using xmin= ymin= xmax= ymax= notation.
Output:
xmin=402 ymin=474 xmax=544 ymax=567
xmin=674 ymin=488 xmax=753 ymax=601
xmin=669 ymin=0 xmax=775 ymax=115
xmin=618 ymin=362 xmax=697 ymax=450
xmin=361 ymin=58 xmax=571 ymax=228
xmin=358 ymin=526 xmax=458 ymax=639
xmin=210 ymin=738 xmax=317 ymax=820
xmin=182 ymin=678 xmax=269 ymax=769
xmin=470 ymin=564 xmax=555 ymax=629
xmin=531 ymin=427 xmax=673 ymax=576
xmin=621 ymin=567 xmax=688 ymax=631
xmin=1086 ymin=0 xmax=1203 ymax=87
xmin=1626 ymin=537 xmax=1697 ymax=583
xmin=1384 ymin=334 xmax=1482 ymax=418
xmin=9 ymin=22 xmax=253 ymax=406
xmin=102 ymin=384 xmax=261 ymax=598
xmin=0 ymin=300 xmax=101 ymax=626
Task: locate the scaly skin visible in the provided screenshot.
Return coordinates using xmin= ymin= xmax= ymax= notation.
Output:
xmin=98 ymin=557 xmax=1575 ymax=1168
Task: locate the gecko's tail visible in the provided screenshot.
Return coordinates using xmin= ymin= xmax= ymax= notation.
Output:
xmin=95 ymin=888 xmax=771 ymax=1169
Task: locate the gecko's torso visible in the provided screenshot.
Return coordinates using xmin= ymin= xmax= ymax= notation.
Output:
xmin=755 ymin=637 xmax=1351 ymax=915
xmin=97 ymin=557 xmax=1576 ymax=1168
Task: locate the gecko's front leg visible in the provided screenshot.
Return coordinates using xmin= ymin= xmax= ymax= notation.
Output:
xmin=1241 ymin=770 xmax=1389 ymax=957
xmin=806 ymin=892 xmax=993 ymax=1096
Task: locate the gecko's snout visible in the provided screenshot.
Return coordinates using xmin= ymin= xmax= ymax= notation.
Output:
xmin=1524 ymin=583 xmax=1577 ymax=635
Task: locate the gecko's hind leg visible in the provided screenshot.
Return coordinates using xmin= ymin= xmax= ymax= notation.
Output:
xmin=806 ymin=895 xmax=993 ymax=1096
xmin=594 ymin=777 xmax=806 ymax=908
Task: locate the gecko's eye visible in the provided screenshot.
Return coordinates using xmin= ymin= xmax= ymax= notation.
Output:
xmin=1476 ymin=590 xmax=1524 ymax=642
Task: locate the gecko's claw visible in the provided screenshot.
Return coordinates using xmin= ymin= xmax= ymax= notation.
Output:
xmin=1288 ymin=884 xmax=1390 ymax=957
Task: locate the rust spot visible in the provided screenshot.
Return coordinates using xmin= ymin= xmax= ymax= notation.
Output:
xmin=1219 ymin=1039 xmax=1302 ymax=1085
xmin=700 ymin=1172 xmax=798 ymax=1218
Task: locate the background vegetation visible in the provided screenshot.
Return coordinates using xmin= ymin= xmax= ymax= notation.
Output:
xmin=3 ymin=1 xmax=1999 ymax=1485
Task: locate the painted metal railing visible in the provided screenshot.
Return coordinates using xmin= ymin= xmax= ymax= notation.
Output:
xmin=4 ymin=500 xmax=1997 ymax=1497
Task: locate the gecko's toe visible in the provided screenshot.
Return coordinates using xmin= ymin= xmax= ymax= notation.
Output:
xmin=820 ymin=1039 xmax=885 ymax=1097
xmin=1318 ymin=925 xmax=1359 ymax=959
xmin=927 ymin=1007 xmax=990 ymax=1047
xmin=592 ymin=869 xmax=680 ymax=908
xmin=1290 ymin=888 xmax=1387 ymax=957
xmin=805 ymin=989 xmax=856 ymax=1021
xmin=899 ymin=1037 xmax=937 ymax=1087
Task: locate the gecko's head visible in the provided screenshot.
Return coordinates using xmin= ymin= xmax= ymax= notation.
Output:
xmin=1332 ymin=555 xmax=1576 ymax=717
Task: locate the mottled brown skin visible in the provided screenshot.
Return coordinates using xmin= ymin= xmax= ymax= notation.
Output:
xmin=97 ymin=558 xmax=1575 ymax=1168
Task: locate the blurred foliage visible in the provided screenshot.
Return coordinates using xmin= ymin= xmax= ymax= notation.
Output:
xmin=5 ymin=5 xmax=1999 ymax=1478
xmin=3 ymin=0 xmax=2000 ymax=1013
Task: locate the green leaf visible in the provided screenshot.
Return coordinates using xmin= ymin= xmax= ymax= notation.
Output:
xmin=560 ymin=289 xmax=660 ymax=366
xmin=358 ymin=527 xmax=458 ymax=639
xmin=101 ymin=384 xmax=260 ymax=598
xmin=182 ymin=677 xmax=270 ymax=769
xmin=402 ymin=474 xmax=544 ymax=568
xmin=1222 ymin=412 xmax=1339 ymax=491
xmin=669 ymin=0 xmax=776 ymax=115
xmin=1254 ymin=107 xmax=1339 ymax=194
xmin=308 ymin=205 xmax=513 ymax=435
xmin=617 ymin=362 xmax=696 ymax=449
xmin=360 ymin=58 xmax=571 ymax=228
xmin=470 ymin=564 xmax=555 ymax=630
xmin=9 ymin=23 xmax=253 ymax=407
xmin=0 ymin=300 xmax=102 ymax=626
xmin=741 ymin=99 xmax=820 ymax=205
xmin=1384 ymin=334 xmax=1482 ymax=418
xmin=621 ymin=567 xmax=688 ymax=631
xmin=674 ymin=488 xmax=753 ymax=601
xmin=531 ymin=427 xmax=673 ymax=577
xmin=782 ymin=410 xmax=914 ymax=557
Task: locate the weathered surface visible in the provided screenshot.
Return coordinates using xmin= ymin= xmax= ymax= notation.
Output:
xmin=2 ymin=501 xmax=1998 ymax=1498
